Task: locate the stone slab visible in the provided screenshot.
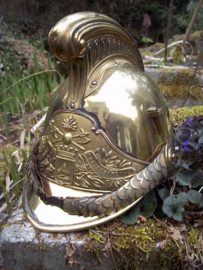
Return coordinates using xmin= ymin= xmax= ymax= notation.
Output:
xmin=145 ymin=68 xmax=203 ymax=107
xmin=0 ymin=206 xmax=109 ymax=270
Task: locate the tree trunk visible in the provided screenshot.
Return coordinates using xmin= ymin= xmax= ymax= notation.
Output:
xmin=182 ymin=0 xmax=203 ymax=46
xmin=164 ymin=0 xmax=174 ymax=62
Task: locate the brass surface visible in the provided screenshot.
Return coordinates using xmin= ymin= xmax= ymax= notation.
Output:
xmin=45 ymin=11 xmax=143 ymax=126
xmin=38 ymin=112 xmax=148 ymax=192
xmin=84 ymin=65 xmax=172 ymax=160
xmin=24 ymin=144 xmax=170 ymax=231
xmin=23 ymin=182 xmax=143 ymax=232
xmin=23 ymin=11 xmax=175 ymax=232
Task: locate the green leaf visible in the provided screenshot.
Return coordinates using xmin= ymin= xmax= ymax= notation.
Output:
xmin=191 ymin=133 xmax=201 ymax=142
xmin=0 ymin=181 xmax=12 ymax=212
xmin=20 ymin=149 xmax=28 ymax=162
xmin=174 ymin=170 xmax=195 ymax=186
xmin=191 ymin=121 xmax=202 ymax=132
xmin=176 ymin=130 xmax=190 ymax=144
xmin=2 ymin=149 xmax=9 ymax=166
xmin=187 ymin=190 xmax=203 ymax=208
xmin=162 ymin=193 xmax=188 ymax=222
xmin=189 ymin=142 xmax=199 ymax=150
xmin=141 ymin=37 xmax=153 ymax=43
xmin=158 ymin=188 xmax=170 ymax=201
xmin=191 ymin=175 xmax=203 ymax=188
xmin=180 ymin=162 xmax=189 ymax=170
xmin=118 ymin=202 xmax=140 ymax=225
xmin=198 ymin=135 xmax=203 ymax=144
xmin=140 ymin=190 xmax=157 ymax=218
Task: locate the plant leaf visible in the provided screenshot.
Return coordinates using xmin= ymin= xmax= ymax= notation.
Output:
xmin=158 ymin=188 xmax=170 ymax=201
xmin=191 ymin=121 xmax=202 ymax=132
xmin=198 ymin=135 xmax=203 ymax=144
xmin=174 ymin=170 xmax=195 ymax=186
xmin=118 ymin=203 xmax=140 ymax=225
xmin=162 ymin=192 xmax=188 ymax=222
xmin=191 ymin=174 xmax=203 ymax=188
xmin=176 ymin=130 xmax=190 ymax=144
xmin=189 ymin=142 xmax=199 ymax=150
xmin=140 ymin=190 xmax=157 ymax=218
xmin=180 ymin=162 xmax=189 ymax=170
xmin=187 ymin=190 xmax=203 ymax=208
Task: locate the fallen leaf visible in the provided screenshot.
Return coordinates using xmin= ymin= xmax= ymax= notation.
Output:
xmin=194 ymin=220 xmax=203 ymax=229
xmin=159 ymin=239 xmax=168 ymax=249
xmin=138 ymin=215 xmax=147 ymax=222
xmin=185 ymin=211 xmax=203 ymax=221
xmin=167 ymin=223 xmax=186 ymax=243
xmin=102 ymin=242 xmax=111 ymax=258
xmin=65 ymin=243 xmax=80 ymax=267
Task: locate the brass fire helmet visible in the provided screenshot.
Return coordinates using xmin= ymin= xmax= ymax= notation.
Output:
xmin=23 ymin=12 xmax=176 ymax=232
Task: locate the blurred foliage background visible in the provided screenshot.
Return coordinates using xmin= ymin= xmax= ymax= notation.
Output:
xmin=1 ymin=0 xmax=203 ymax=47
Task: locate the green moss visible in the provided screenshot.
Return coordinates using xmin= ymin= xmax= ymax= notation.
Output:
xmin=187 ymin=224 xmax=201 ymax=250
xmin=156 ymin=69 xmax=202 ymax=104
xmin=26 ymin=244 xmax=47 ymax=250
xmin=170 ymin=105 xmax=203 ymax=124
xmin=189 ymin=31 xmax=203 ymax=42
xmin=1 ymin=222 xmax=9 ymax=230
xmin=112 ymin=220 xmax=183 ymax=269
xmin=172 ymin=46 xmax=184 ymax=65
xmin=140 ymin=43 xmax=165 ymax=60
xmin=85 ymin=243 xmax=102 ymax=263
xmin=85 ymin=220 xmax=203 ymax=270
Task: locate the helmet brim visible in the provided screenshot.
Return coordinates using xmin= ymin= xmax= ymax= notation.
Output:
xmin=23 ymin=181 xmax=143 ymax=232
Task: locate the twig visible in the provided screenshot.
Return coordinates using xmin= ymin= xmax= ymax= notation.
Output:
xmin=0 ymin=194 xmax=15 ymax=212
xmin=144 ymin=40 xmax=193 ymax=63
xmin=164 ymin=0 xmax=174 ymax=62
xmin=5 ymin=163 xmax=11 ymax=191
xmin=153 ymin=215 xmax=168 ymax=229
xmin=0 ymin=178 xmax=24 ymax=200
xmin=170 ymin=180 xmax=177 ymax=196
xmin=90 ymin=229 xmax=135 ymax=237
xmin=171 ymin=236 xmax=184 ymax=270
xmin=30 ymin=113 xmax=46 ymax=134
xmin=112 ymin=244 xmax=126 ymax=260
xmin=182 ymin=43 xmax=203 ymax=107
xmin=198 ymin=186 xmax=203 ymax=193
xmin=182 ymin=0 xmax=203 ymax=46
xmin=0 ymin=133 xmax=7 ymax=140
xmin=109 ymin=234 xmax=118 ymax=270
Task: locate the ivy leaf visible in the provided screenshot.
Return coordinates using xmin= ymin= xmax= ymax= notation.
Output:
xmin=191 ymin=133 xmax=201 ymax=142
xmin=158 ymin=188 xmax=170 ymax=201
xmin=176 ymin=130 xmax=190 ymax=144
xmin=118 ymin=202 xmax=140 ymax=225
xmin=187 ymin=158 xmax=196 ymax=167
xmin=180 ymin=162 xmax=189 ymax=170
xmin=174 ymin=170 xmax=195 ymax=186
xmin=191 ymin=174 xmax=203 ymax=188
xmin=191 ymin=121 xmax=202 ymax=132
xmin=198 ymin=136 xmax=203 ymax=145
xmin=186 ymin=116 xmax=193 ymax=122
xmin=189 ymin=142 xmax=199 ymax=150
xmin=140 ymin=190 xmax=157 ymax=218
xmin=187 ymin=190 xmax=203 ymax=208
xmin=162 ymin=193 xmax=188 ymax=222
